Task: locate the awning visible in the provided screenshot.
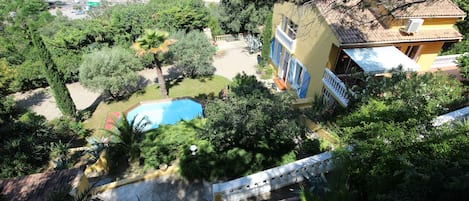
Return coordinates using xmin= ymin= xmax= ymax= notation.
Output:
xmin=343 ymin=46 xmax=420 ymax=74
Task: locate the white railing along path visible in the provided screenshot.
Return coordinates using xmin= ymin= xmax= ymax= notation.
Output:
xmin=212 ymin=152 xmax=333 ymax=201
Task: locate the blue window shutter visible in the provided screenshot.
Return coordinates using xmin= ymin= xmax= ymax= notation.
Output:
xmin=298 ymin=71 xmax=310 ymax=98
xmin=288 ymin=58 xmax=296 ymax=85
xmin=270 ymin=39 xmax=275 ymax=60
xmin=274 ymin=42 xmax=282 ymax=67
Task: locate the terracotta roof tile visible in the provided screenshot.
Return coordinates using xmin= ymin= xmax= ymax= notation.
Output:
xmin=0 ymin=168 xmax=82 ymax=201
xmin=392 ymin=0 xmax=466 ymax=18
xmin=315 ymin=0 xmax=464 ymax=44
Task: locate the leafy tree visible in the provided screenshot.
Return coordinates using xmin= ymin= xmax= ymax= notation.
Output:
xmin=104 ymin=4 xmax=154 ymax=46
xmin=79 ymin=46 xmax=143 ymax=99
xmin=133 ymin=29 xmax=175 ymax=98
xmin=207 ymin=3 xmax=225 ymax=36
xmin=169 ymin=31 xmax=216 ymax=78
xmin=28 ymin=23 xmax=77 ymax=118
xmin=0 ymin=0 xmax=53 ymax=91
xmin=40 ymin=17 xmax=111 ymax=82
xmin=328 ymin=72 xmax=469 ymax=201
xmin=218 ymin=0 xmax=274 ymax=33
xmin=157 ymin=0 xmax=209 ymax=32
xmin=199 ymin=73 xmax=304 ymax=173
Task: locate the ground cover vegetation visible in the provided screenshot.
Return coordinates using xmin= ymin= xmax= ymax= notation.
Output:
xmin=306 ymin=71 xmax=469 ymax=201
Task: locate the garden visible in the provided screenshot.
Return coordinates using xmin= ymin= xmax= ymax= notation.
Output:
xmin=2 ymin=0 xmax=469 ymax=201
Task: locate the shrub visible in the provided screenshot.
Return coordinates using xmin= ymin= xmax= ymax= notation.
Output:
xmin=141 ymin=119 xmax=205 ymax=170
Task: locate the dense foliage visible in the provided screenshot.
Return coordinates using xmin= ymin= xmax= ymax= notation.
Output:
xmin=169 ymin=31 xmax=216 ymax=78
xmin=103 ymin=113 xmax=155 ymax=162
xmin=0 ymin=0 xmax=53 ymax=90
xmin=79 ymin=47 xmax=143 ymax=99
xmin=0 ymin=99 xmax=86 ymax=178
xmin=180 ymin=73 xmax=304 ymax=180
xmin=442 ymin=0 xmax=469 ymax=54
xmin=322 ymin=72 xmax=469 ymax=201
xmin=218 ymin=0 xmax=275 ymax=33
xmin=458 ymin=54 xmax=469 ymax=80
xmin=141 ymin=119 xmax=204 ymax=169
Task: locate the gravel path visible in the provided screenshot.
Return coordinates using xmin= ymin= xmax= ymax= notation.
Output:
xmin=12 ymin=40 xmax=257 ymax=120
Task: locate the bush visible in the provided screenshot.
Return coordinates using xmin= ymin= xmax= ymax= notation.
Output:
xmin=458 ymin=54 xmax=469 ymax=80
xmin=141 ymin=119 xmax=204 ymax=170
xmin=49 ymin=117 xmax=89 ymax=139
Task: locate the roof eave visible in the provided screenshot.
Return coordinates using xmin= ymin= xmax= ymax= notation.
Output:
xmin=339 ymin=37 xmax=463 ymax=47
xmin=394 ymin=15 xmax=466 ymax=19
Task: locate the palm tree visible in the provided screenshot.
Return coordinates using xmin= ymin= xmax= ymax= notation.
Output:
xmin=132 ymin=29 xmax=176 ymax=98
xmin=103 ymin=113 xmax=154 ymax=162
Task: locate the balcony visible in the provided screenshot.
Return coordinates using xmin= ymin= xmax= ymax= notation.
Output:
xmin=322 ymin=68 xmax=352 ymax=107
xmin=275 ymin=25 xmax=296 ymax=53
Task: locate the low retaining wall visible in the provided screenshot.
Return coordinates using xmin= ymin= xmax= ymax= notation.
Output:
xmin=212 ymin=152 xmax=333 ymax=201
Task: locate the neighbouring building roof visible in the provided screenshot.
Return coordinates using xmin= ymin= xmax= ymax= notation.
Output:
xmin=0 ymin=168 xmax=82 ymax=201
xmin=392 ymin=0 xmax=466 ymax=18
xmin=315 ymin=0 xmax=464 ymax=44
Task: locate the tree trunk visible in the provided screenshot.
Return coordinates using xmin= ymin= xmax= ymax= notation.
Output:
xmin=154 ymin=53 xmax=168 ymax=98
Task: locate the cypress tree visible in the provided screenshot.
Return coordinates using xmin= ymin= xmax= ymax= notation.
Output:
xmin=261 ymin=12 xmax=273 ymax=65
xmin=28 ymin=24 xmax=77 ymax=118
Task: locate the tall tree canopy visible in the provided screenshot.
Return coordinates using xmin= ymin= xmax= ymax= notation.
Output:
xmin=79 ymin=47 xmax=143 ymax=99
xmin=200 ymin=73 xmax=303 ymax=165
xmin=327 ymin=72 xmax=469 ymax=201
xmin=218 ymin=0 xmax=275 ymax=33
xmin=169 ymin=30 xmax=216 ymax=78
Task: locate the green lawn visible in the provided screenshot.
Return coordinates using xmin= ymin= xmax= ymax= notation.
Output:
xmin=84 ymin=75 xmax=230 ymax=131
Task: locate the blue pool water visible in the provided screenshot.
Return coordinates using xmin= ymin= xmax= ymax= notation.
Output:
xmin=126 ymin=99 xmax=203 ymax=130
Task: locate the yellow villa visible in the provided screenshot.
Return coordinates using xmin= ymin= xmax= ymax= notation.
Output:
xmin=269 ymin=0 xmax=465 ymax=107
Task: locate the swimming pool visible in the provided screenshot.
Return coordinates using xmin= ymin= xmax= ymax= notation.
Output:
xmin=126 ymin=98 xmax=203 ymax=130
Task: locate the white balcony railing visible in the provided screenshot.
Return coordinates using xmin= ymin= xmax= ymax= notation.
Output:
xmin=322 ymin=68 xmax=351 ymax=107
xmin=275 ymin=25 xmax=296 ymax=53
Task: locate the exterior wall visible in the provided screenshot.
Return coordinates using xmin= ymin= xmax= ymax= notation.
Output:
xmin=273 ymin=2 xmax=340 ymax=97
xmin=390 ymin=18 xmax=460 ymax=30
xmin=396 ymin=41 xmax=445 ymax=71
xmin=416 ymin=41 xmax=445 ymax=71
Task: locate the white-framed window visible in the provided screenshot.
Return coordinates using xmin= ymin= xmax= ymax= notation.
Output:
xmin=281 ymin=15 xmax=298 ymax=40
